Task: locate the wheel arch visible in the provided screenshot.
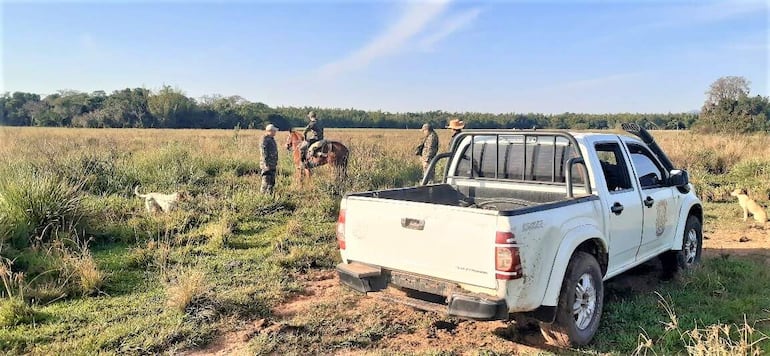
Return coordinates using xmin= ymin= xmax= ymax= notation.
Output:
xmin=670 ymin=200 xmax=703 ymax=251
xmin=540 ymin=225 xmax=607 ymax=308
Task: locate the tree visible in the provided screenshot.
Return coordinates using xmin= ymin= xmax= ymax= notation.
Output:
xmin=101 ymin=88 xmax=153 ymax=127
xmin=148 ymin=86 xmax=194 ymax=128
xmin=695 ymin=76 xmax=770 ymax=133
xmin=1 ymin=92 xmax=41 ymax=126
xmin=704 ymin=76 xmax=750 ymax=106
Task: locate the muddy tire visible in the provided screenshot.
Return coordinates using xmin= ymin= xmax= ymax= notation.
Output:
xmin=540 ymin=251 xmax=603 ymax=347
xmin=660 ymin=215 xmax=702 ymax=273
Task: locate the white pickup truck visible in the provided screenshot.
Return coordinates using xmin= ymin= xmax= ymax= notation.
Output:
xmin=335 ymin=124 xmax=702 ymax=347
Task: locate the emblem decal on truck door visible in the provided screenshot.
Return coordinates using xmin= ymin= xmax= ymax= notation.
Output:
xmin=655 ymin=200 xmax=667 ymax=236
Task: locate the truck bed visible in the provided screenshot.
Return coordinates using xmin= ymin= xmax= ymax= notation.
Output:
xmin=347 ymin=183 xmax=573 ymax=212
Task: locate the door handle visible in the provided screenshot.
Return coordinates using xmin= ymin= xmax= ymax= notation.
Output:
xmin=611 ymin=202 xmax=624 ymax=215
xmin=644 ymin=196 xmax=654 ymax=208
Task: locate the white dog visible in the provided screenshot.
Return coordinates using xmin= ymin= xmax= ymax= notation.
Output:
xmin=134 ymin=186 xmax=187 ymax=213
xmin=730 ymin=188 xmax=767 ymax=224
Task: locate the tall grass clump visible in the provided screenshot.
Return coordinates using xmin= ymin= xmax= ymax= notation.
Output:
xmin=131 ymin=143 xmax=209 ymax=189
xmin=346 ymin=142 xmax=422 ymax=191
xmin=165 ymin=268 xmax=209 ymax=312
xmin=0 ymin=258 xmax=38 ymax=327
xmin=0 ymin=164 xmax=88 ymax=248
xmin=59 ymin=239 xmax=105 ymax=296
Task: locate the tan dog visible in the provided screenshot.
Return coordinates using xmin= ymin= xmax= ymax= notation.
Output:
xmin=134 ymin=186 xmax=187 ymax=213
xmin=730 ymin=188 xmax=767 ymax=224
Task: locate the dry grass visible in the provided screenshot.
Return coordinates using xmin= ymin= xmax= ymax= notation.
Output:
xmin=4 ymin=126 xmax=768 ymax=176
xmin=633 ymin=292 xmax=770 ymax=356
xmin=66 ymin=253 xmax=103 ymax=296
xmin=165 ymin=268 xmax=209 ymax=312
xmin=655 ymin=131 xmax=770 ymax=172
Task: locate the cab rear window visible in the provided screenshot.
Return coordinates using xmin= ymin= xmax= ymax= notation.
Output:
xmin=453 ymin=134 xmax=584 ymax=185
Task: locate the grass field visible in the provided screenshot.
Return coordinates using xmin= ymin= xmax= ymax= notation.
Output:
xmin=0 ymin=126 xmax=769 ymax=355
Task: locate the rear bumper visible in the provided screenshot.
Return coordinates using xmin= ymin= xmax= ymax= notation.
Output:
xmin=336 ymin=262 xmax=508 ymax=321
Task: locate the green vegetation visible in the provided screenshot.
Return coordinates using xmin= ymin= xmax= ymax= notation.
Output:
xmin=0 ymin=127 xmax=768 ymax=355
xmin=0 ymin=127 xmax=424 ymax=354
xmin=697 ymin=76 xmax=770 ymax=133
xmin=0 ymin=88 xmax=700 ymax=130
xmin=4 ymin=77 xmax=769 ymax=131
xmin=596 ymin=255 xmax=770 ymax=355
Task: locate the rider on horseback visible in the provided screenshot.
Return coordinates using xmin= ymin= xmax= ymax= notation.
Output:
xmin=300 ymin=111 xmax=324 ymax=169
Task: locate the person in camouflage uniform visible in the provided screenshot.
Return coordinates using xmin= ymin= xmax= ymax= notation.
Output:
xmin=418 ymin=123 xmax=439 ymax=179
xmin=260 ymin=124 xmax=279 ymax=195
xmin=300 ymin=111 xmax=324 ymax=169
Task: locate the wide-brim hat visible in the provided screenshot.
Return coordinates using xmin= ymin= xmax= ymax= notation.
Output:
xmin=446 ymin=119 xmax=465 ymax=130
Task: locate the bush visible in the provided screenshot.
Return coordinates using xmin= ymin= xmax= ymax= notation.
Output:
xmin=680 ymin=148 xmax=728 ymax=174
xmin=0 ymin=298 xmax=37 ymax=327
xmin=0 ymin=164 xmax=89 ymax=248
xmin=61 ymin=246 xmax=105 ymax=296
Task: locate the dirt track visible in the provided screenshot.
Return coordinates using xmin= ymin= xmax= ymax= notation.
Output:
xmin=188 ymin=222 xmax=770 ymax=356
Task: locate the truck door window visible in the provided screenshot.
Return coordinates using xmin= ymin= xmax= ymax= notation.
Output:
xmin=627 ymin=144 xmax=667 ymax=189
xmin=595 ymin=143 xmax=633 ymax=192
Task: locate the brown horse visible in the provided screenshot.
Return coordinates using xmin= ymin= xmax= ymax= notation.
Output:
xmin=285 ymin=130 xmax=349 ymax=182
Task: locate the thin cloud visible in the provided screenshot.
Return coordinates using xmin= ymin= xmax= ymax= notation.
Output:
xmin=418 ymin=7 xmax=482 ymax=52
xmin=584 ymin=1 xmax=768 ymax=46
xmin=548 ymin=72 xmax=645 ymax=91
xmin=317 ymin=0 xmax=451 ymax=79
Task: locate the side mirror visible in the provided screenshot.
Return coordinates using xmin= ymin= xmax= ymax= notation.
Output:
xmin=668 ymin=169 xmax=689 ymax=187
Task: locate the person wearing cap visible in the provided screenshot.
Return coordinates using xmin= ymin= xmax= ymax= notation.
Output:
xmin=417 ymin=123 xmax=439 ymax=178
xmin=301 ymin=111 xmax=325 ymax=168
xmin=446 ymin=118 xmax=465 ymax=148
xmin=260 ymin=124 xmax=279 ymax=195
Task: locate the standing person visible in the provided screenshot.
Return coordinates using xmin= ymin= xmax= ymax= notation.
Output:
xmin=446 ymin=118 xmax=465 ymax=148
xmin=260 ymin=124 xmax=279 ymax=195
xmin=301 ymin=111 xmax=324 ymax=168
xmin=417 ymin=123 xmax=439 ymax=178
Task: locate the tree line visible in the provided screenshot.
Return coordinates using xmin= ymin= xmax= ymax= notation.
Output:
xmin=2 ymin=78 xmax=768 ymax=132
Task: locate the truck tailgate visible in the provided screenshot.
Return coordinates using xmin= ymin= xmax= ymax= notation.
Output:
xmin=343 ymin=197 xmax=499 ymax=290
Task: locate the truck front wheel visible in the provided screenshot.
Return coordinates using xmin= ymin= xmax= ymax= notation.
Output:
xmin=661 ymin=215 xmax=702 ymax=274
xmin=540 ymin=251 xmax=603 ymax=347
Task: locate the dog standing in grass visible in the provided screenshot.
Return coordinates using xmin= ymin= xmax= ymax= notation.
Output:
xmin=730 ymin=188 xmax=767 ymax=224
xmin=134 ymin=186 xmax=187 ymax=213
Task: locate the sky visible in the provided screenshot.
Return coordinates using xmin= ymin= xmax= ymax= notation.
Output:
xmin=2 ymin=0 xmax=768 ymax=114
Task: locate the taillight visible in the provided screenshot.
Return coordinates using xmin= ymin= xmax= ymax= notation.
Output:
xmin=336 ymin=209 xmax=346 ymax=250
xmin=495 ymin=231 xmax=522 ymax=280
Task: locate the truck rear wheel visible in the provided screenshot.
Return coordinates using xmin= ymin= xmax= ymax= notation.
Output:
xmin=540 ymin=251 xmax=603 ymax=347
xmin=660 ymin=215 xmax=702 ymax=274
